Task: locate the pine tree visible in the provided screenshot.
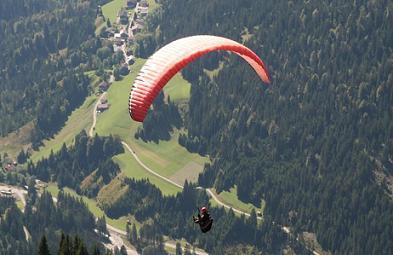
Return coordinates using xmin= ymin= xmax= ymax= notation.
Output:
xmin=58 ymin=233 xmax=71 ymax=255
xmin=130 ymin=224 xmax=138 ymax=245
xmin=38 ymin=236 xmax=51 ymax=255
xmin=175 ymin=243 xmax=182 ymax=255
xmin=92 ymin=246 xmax=101 ymax=255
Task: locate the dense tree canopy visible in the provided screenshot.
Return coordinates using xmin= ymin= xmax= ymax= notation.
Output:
xmin=138 ymin=0 xmax=393 ymax=253
xmin=0 ymin=189 xmax=103 ymax=255
xmin=28 ymin=131 xmax=124 ymax=196
xmin=0 ymin=0 xmax=124 ymax=147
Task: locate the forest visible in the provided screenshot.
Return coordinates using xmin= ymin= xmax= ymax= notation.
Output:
xmin=27 ymin=131 xmax=124 ymax=196
xmin=1 ymin=0 xmax=393 ymax=254
xmin=0 ymin=188 xmax=108 ymax=255
xmin=137 ymin=0 xmax=393 ymax=254
xmin=102 ymin=179 xmax=297 ymax=254
xmin=0 ymin=0 xmax=124 ymax=147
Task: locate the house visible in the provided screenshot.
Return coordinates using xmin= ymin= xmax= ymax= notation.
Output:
xmin=98 ymin=81 xmax=110 ymax=92
xmin=101 ymin=98 xmax=108 ymax=104
xmin=96 ymin=5 xmax=103 ymax=17
xmin=0 ymin=190 xmax=13 ymax=197
xmin=135 ymin=19 xmax=145 ymax=26
xmin=138 ymin=7 xmax=148 ymax=17
xmin=126 ymin=0 xmax=137 ymax=9
xmin=127 ymin=57 xmax=135 ymax=65
xmin=97 ymin=103 xmax=109 ymax=112
xmin=120 ymin=30 xmax=129 ymax=39
xmin=131 ymin=24 xmax=142 ymax=34
xmin=114 ymin=32 xmax=126 ymax=44
xmin=131 ymin=19 xmax=145 ymax=34
xmin=113 ymin=41 xmax=124 ymax=52
xmin=114 ymin=32 xmax=121 ymax=40
xmin=4 ymin=163 xmax=14 ymax=172
xmin=126 ymin=49 xmax=133 ymax=56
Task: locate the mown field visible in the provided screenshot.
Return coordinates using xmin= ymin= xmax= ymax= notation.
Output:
xmin=27 ymin=0 xmax=257 ymax=225
xmin=0 ymin=121 xmax=34 ymax=158
xmin=211 ymin=186 xmax=265 ymax=216
xmin=101 ymin=0 xmax=124 ymax=24
xmin=94 ymin=58 xmax=209 ymax=193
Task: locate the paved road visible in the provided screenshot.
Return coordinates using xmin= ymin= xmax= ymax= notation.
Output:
xmin=106 ymin=223 xmax=208 ymax=255
xmin=89 ymin=92 xmax=107 ymax=137
xmin=120 ymin=141 xmax=324 ymax=254
xmin=121 ymin=142 xmax=261 ymax=221
xmin=205 ymin=188 xmax=262 ymax=220
xmin=89 ymin=90 xmax=315 ymax=254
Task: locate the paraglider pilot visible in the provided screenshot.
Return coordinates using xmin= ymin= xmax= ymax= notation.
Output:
xmin=193 ymin=207 xmax=213 ymax=233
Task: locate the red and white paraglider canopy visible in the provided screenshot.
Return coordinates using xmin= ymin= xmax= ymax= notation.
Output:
xmin=129 ymin=35 xmax=270 ymax=122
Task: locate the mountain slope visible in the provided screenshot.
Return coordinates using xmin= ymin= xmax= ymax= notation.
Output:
xmin=139 ymin=0 xmax=393 ymax=253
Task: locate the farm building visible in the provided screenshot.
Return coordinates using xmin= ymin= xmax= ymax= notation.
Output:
xmin=99 ymin=81 xmax=110 ymax=92
xmin=97 ymin=103 xmax=110 ymax=112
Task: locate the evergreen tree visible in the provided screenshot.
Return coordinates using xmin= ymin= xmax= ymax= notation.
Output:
xmin=120 ymin=246 xmax=127 ymax=255
xmin=130 ymin=224 xmax=138 ymax=245
xmin=175 ymin=243 xmax=182 ymax=255
xmin=38 ymin=236 xmax=51 ymax=255
xmin=58 ymin=233 xmax=71 ymax=255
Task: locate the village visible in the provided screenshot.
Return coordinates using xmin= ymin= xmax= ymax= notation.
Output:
xmin=0 ymin=1 xmax=151 ymax=175
xmin=95 ymin=0 xmax=150 ymax=113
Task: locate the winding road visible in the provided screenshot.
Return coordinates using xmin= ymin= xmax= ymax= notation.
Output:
xmin=88 ymin=89 xmax=258 ymax=254
xmin=88 ymin=90 xmax=319 ymax=255
xmin=121 ymin=141 xmax=261 ymax=221
xmin=121 ymin=142 xmax=183 ymax=189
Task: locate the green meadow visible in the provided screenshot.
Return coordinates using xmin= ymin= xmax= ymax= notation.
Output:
xmin=211 ymin=186 xmax=265 ymax=216
xmin=95 ymin=58 xmax=209 ymax=193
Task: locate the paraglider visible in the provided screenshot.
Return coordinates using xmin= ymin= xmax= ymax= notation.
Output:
xmin=129 ymin=35 xmax=270 ymax=122
xmin=193 ymin=207 xmax=213 ymax=233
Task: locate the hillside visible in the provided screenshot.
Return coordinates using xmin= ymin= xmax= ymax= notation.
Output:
xmin=138 ymin=0 xmax=393 ymax=254
xmin=2 ymin=0 xmax=393 ymax=254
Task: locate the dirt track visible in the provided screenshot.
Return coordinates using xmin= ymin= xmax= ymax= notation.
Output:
xmin=89 ymin=92 xmax=107 ymax=137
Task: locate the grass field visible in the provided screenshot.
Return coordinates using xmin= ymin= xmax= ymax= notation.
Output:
xmin=163 ymin=73 xmax=191 ymax=102
xmin=0 ymin=121 xmax=34 ymax=158
xmin=113 ymin=152 xmax=182 ymax=196
xmin=211 ymin=186 xmax=265 ymax=216
xmin=98 ymin=0 xmax=160 ymax=32
xmin=95 ymin=58 xmax=209 ymax=194
xmin=101 ymin=0 xmax=124 ymax=25
xmin=30 ymin=95 xmax=97 ymax=163
xmin=16 ymin=199 xmax=25 ymax=211
xmin=46 ymin=183 xmax=140 ymax=231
